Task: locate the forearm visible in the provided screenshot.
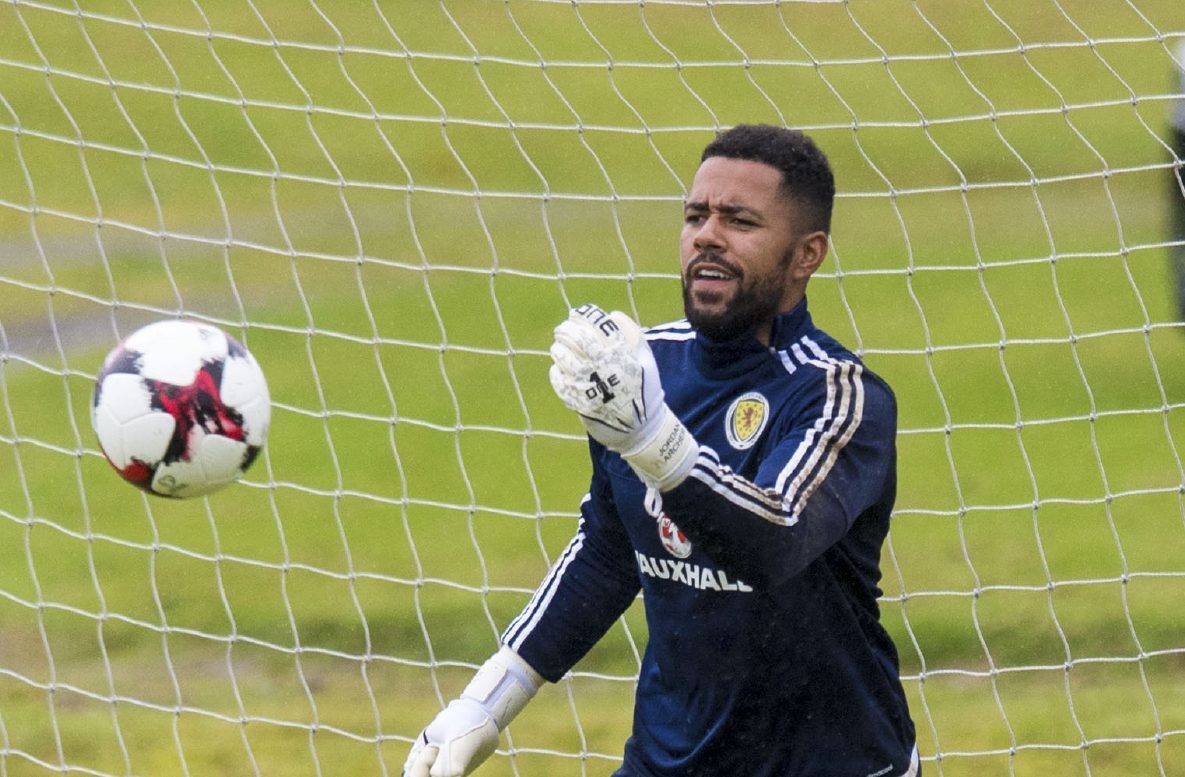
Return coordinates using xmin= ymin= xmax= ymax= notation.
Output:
xmin=503 ymin=517 xmax=641 ymax=682
xmin=404 ymin=515 xmax=637 ymax=777
xmin=658 ymin=447 xmax=854 ymax=590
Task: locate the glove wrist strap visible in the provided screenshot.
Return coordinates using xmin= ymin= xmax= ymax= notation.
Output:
xmin=460 ymin=647 xmax=542 ymax=730
xmin=622 ymin=409 xmax=698 ymax=491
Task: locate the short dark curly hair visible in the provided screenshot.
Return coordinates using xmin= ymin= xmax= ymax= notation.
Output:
xmin=700 ymin=124 xmax=835 ymax=234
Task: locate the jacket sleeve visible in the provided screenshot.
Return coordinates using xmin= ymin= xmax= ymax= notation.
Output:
xmin=500 ymin=443 xmax=641 ymax=683
xmin=659 ymin=359 xmax=897 ymax=591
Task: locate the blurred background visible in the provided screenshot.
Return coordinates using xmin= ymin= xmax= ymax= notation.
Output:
xmin=2 ymin=1 xmax=1185 ymax=775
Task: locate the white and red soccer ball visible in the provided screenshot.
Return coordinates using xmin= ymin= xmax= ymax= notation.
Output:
xmin=91 ymin=320 xmax=270 ymax=498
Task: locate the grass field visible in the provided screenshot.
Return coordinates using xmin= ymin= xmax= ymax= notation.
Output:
xmin=3 ymin=0 xmax=1185 ymax=775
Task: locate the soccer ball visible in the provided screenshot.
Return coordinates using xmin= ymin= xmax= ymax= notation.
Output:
xmin=91 ymin=320 xmax=271 ymax=498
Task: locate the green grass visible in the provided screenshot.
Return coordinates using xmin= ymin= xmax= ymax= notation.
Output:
xmin=3 ymin=0 xmax=1185 ymax=775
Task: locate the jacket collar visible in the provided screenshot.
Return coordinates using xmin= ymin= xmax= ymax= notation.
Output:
xmin=692 ymin=299 xmax=813 ymax=376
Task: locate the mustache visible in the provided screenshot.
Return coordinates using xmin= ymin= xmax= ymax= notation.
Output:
xmin=685 ymin=252 xmax=743 ymax=279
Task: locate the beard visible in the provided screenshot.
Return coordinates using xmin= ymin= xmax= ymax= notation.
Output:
xmin=681 ymin=251 xmax=791 ymax=341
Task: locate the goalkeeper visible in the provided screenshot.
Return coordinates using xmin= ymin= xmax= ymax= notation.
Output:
xmin=404 ymin=124 xmax=919 ymax=777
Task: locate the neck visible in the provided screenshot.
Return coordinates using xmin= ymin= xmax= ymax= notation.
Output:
xmin=761 ymin=289 xmax=807 ymax=345
xmin=753 ymin=320 xmax=773 ymax=347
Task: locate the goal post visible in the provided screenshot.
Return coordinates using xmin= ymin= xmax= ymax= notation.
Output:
xmin=1171 ymin=37 xmax=1185 ymax=319
xmin=2 ymin=1 xmax=1185 ymax=775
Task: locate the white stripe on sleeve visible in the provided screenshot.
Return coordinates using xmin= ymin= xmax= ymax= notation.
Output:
xmin=686 ymin=336 xmax=866 ymax=527
xmin=503 ymin=518 xmax=588 ymax=651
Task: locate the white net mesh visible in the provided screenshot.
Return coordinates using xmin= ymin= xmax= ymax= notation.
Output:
xmin=2 ymin=0 xmax=1185 ymax=774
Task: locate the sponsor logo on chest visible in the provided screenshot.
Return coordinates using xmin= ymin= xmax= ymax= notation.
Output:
xmin=640 ymin=494 xmax=753 ymax=592
xmin=634 ymin=550 xmax=753 ymax=593
xmin=657 ymin=514 xmax=692 ymax=558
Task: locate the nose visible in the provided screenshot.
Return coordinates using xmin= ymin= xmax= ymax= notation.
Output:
xmin=692 ymin=214 xmax=725 ymax=252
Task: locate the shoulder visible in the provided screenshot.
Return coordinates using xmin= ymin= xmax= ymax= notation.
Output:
xmin=643 ymin=318 xmax=695 ymax=343
xmin=776 ymin=329 xmax=896 ymax=418
xmin=642 ymin=318 xmax=696 ymax=364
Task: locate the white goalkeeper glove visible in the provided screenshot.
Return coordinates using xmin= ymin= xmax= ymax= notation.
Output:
xmin=402 ymin=647 xmax=543 ymax=777
xmin=549 ymin=304 xmax=698 ymax=490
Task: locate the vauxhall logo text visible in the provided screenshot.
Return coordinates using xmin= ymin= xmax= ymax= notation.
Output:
xmin=634 ymin=551 xmax=753 ymax=593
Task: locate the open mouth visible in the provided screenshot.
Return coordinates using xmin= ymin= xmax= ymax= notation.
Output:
xmin=693 ymin=266 xmax=733 ymax=281
xmin=687 ymin=256 xmax=740 ymax=293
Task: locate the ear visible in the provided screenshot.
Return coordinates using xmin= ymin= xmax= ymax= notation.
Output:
xmin=790 ymin=230 xmax=829 ymax=281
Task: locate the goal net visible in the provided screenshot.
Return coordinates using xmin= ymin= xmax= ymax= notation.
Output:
xmin=2 ymin=1 xmax=1185 ymax=775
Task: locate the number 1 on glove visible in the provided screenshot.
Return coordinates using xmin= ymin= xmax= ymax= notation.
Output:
xmin=549 ymin=304 xmax=698 ymax=490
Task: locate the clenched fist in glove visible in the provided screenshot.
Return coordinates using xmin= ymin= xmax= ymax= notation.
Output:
xmin=402 ymin=647 xmax=543 ymax=777
xmin=549 ymin=304 xmax=699 ymax=490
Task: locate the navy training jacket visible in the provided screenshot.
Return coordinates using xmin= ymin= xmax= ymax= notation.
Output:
xmin=504 ymin=299 xmax=917 ymax=777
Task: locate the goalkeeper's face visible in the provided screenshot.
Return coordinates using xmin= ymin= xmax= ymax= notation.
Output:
xmin=680 ymin=156 xmax=826 ymax=345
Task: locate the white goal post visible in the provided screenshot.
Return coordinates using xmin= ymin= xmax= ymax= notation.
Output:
xmin=2 ymin=1 xmax=1185 ymax=775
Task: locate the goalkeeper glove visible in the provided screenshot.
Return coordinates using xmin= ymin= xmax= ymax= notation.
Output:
xmin=402 ymin=647 xmax=543 ymax=777
xmin=549 ymin=304 xmax=698 ymax=490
